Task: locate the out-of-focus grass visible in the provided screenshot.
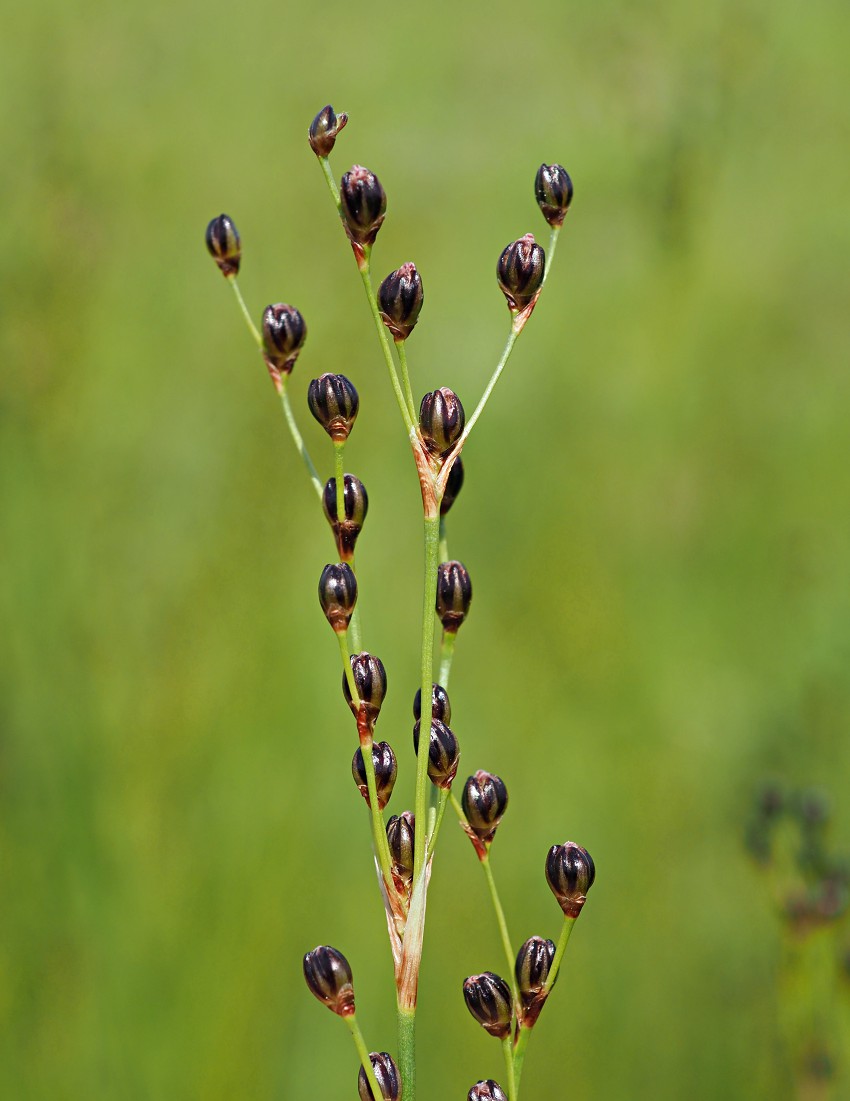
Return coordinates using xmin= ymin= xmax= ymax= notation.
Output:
xmin=2 ymin=0 xmax=849 ymax=1097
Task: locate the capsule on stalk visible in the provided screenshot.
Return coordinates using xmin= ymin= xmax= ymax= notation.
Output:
xmin=419 ymin=388 xmax=465 ymax=457
xmin=545 ymin=841 xmax=596 ymax=918
xmin=352 ymin=742 xmax=397 ymax=810
xmin=515 ymin=936 xmax=557 ymax=1027
xmin=303 ymin=945 xmax=355 ymax=1016
xmin=318 ymin=563 xmax=357 ymax=633
xmin=468 ymin=1082 xmax=508 ymax=1101
xmin=435 ymin=560 xmax=472 ymax=632
xmin=440 ymin=456 xmax=465 ymax=516
xmin=205 ymin=213 xmax=241 ymax=277
xmin=308 ymin=374 xmax=360 ymax=442
xmin=534 ymin=163 xmax=574 ymax=227
xmin=378 ymin=262 xmax=424 ymax=340
xmin=462 ymin=771 xmax=508 ymax=846
xmin=340 ymin=165 xmax=387 ymax=248
xmin=262 ymin=303 xmax=307 ymax=378
xmin=462 ymin=972 xmax=512 ymax=1039
xmin=357 ymin=1051 xmax=402 ymax=1101
xmin=323 ymin=473 xmax=369 ymax=560
xmin=497 ymin=233 xmax=545 ymax=312
xmin=308 ymin=104 xmax=348 ymax=157
xmin=412 ymin=682 xmax=451 ymax=725
xmin=412 ymin=718 xmax=460 ymax=789
xmin=343 ymin=651 xmax=387 ymax=725
xmin=387 ymin=811 xmax=415 ymax=889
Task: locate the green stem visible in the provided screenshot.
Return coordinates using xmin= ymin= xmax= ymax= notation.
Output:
xmin=345 ymin=1014 xmax=384 ymax=1101
xmin=455 ymin=327 xmax=519 ymax=451
xmin=318 ymin=155 xmax=342 ymax=210
xmin=426 ymin=788 xmax=451 ymax=856
xmin=397 ymin=1004 xmax=416 ymax=1100
xmin=334 ymin=441 xmax=346 ymax=522
xmin=279 ymin=381 xmax=323 ymax=500
xmin=395 ymin=339 xmax=417 ymax=422
xmin=438 ymin=630 xmax=456 ymax=691
xmin=481 ymin=852 xmax=517 ymax=1005
xmin=502 ymin=1034 xmax=518 ymax=1101
xmin=228 ymin=277 xmax=263 ymax=349
xmin=438 ymin=515 xmax=449 ymax=565
xmin=336 ymin=633 xmax=393 ymax=880
xmin=513 ymin=1025 xmax=531 ymax=1097
xmin=541 ymin=225 xmax=561 ymax=290
xmin=414 ymin=513 xmax=441 ymax=879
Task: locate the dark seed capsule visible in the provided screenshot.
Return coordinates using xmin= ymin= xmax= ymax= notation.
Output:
xmin=462 ymin=972 xmax=512 ymax=1039
xmin=435 ymin=560 xmax=472 ymax=632
xmin=440 ymin=456 xmax=465 ymax=516
xmin=303 ymin=945 xmax=355 ymax=1017
xmin=419 ymin=388 xmax=465 ymax=457
xmin=358 ymin=1052 xmax=402 ymax=1101
xmin=318 ymin=563 xmax=357 ymax=633
xmin=413 ymin=718 xmax=460 ymax=789
xmin=546 ymin=842 xmax=595 ymax=918
xmin=534 ymin=163 xmax=574 ymax=227
xmin=352 ymin=741 xmax=397 ymax=811
xmin=308 ymin=373 xmax=359 ymax=442
xmin=340 ymin=165 xmax=387 ymax=248
xmin=387 ymin=811 xmax=415 ymax=888
xmin=462 ymin=771 xmax=508 ymax=845
xmin=378 ymin=262 xmax=424 ymax=341
xmin=497 ymin=233 xmax=545 ymax=312
xmin=308 ymin=104 xmax=349 ymax=158
xmin=343 ymin=651 xmax=388 ymax=725
xmin=515 ymin=936 xmax=557 ymax=1027
xmin=323 ymin=474 xmax=369 ymax=560
xmin=262 ymin=304 xmax=307 ymax=376
xmin=468 ymin=1082 xmax=508 ymax=1101
xmin=205 ymin=214 xmax=241 ymax=277
xmin=412 ymin=682 xmax=451 ymax=725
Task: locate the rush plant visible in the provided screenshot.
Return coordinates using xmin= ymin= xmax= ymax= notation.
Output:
xmin=205 ymin=105 xmax=596 ymax=1101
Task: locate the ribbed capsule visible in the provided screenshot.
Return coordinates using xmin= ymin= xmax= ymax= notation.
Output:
xmin=462 ymin=771 xmax=508 ymax=846
xmin=387 ymin=812 xmax=415 ymax=889
xmin=412 ymin=683 xmax=451 ymax=725
xmin=323 ymin=474 xmax=368 ymax=560
xmin=515 ymin=936 xmax=557 ymax=1027
xmin=497 ymin=233 xmax=545 ymax=312
xmin=419 ymin=388 xmax=465 ymax=457
xmin=412 ymin=718 xmax=460 ymax=789
xmin=308 ymin=374 xmax=360 ymax=442
xmin=535 ymin=163 xmax=574 ymax=227
xmin=546 ymin=842 xmax=596 ymax=918
xmin=352 ymin=741 xmax=397 ymax=810
xmin=303 ymin=946 xmax=355 ymax=1017
xmin=340 ymin=165 xmax=387 ymax=248
xmin=435 ymin=560 xmax=472 ymax=632
xmin=468 ymin=1082 xmax=508 ymax=1101
xmin=378 ymin=263 xmax=424 ymax=341
xmin=358 ymin=1052 xmax=402 ymax=1101
xmin=440 ymin=456 xmax=465 ymax=516
xmin=318 ymin=563 xmax=357 ymax=633
xmin=205 ymin=214 xmax=241 ymax=277
xmin=308 ymin=104 xmax=349 ymax=157
xmin=262 ymin=304 xmax=307 ymax=377
xmin=462 ymin=972 xmax=512 ymax=1039
xmin=343 ymin=651 xmax=388 ymax=725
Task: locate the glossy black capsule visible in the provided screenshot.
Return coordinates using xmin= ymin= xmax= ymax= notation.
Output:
xmin=462 ymin=771 xmax=508 ymax=845
xmin=352 ymin=741 xmax=397 ymax=811
xmin=318 ymin=563 xmax=357 ymax=633
xmin=378 ymin=262 xmax=424 ymax=341
xmin=435 ymin=560 xmax=472 ymax=632
xmin=205 ymin=214 xmax=241 ymax=277
xmin=387 ymin=811 xmax=415 ymax=888
xmin=412 ymin=682 xmax=451 ymax=725
xmin=323 ymin=474 xmax=368 ymax=560
xmin=440 ymin=456 xmax=465 ymax=516
xmin=262 ymin=303 xmax=307 ymax=376
xmin=468 ymin=1082 xmax=508 ymax=1101
xmin=515 ymin=936 xmax=557 ymax=1026
xmin=419 ymin=388 xmax=465 ymax=457
xmin=535 ymin=163 xmax=574 ymax=227
xmin=340 ymin=165 xmax=387 ymax=248
xmin=308 ymin=373 xmax=360 ymax=441
xmin=462 ymin=972 xmax=512 ymax=1039
xmin=546 ymin=842 xmax=596 ymax=918
xmin=412 ymin=718 xmax=460 ymax=789
xmin=497 ymin=233 xmax=545 ymax=312
xmin=303 ymin=945 xmax=355 ymax=1017
xmin=358 ymin=1051 xmax=401 ymax=1101
xmin=343 ymin=651 xmax=387 ymax=725
xmin=309 ymin=104 xmax=349 ymax=157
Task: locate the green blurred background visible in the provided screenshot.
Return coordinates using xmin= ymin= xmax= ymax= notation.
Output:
xmin=2 ymin=0 xmax=850 ymax=1096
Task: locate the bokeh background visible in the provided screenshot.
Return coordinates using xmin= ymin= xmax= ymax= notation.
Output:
xmin=2 ymin=0 xmax=850 ymax=1097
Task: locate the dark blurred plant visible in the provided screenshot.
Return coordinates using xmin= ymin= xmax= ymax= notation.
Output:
xmin=745 ymin=783 xmax=850 ymax=1100
xmin=205 ymin=107 xmax=595 ymax=1101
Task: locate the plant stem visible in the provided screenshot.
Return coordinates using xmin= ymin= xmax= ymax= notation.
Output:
xmin=481 ymin=852 xmax=517 ymax=1004
xmin=438 ymin=630 xmax=456 ymax=691
xmin=395 ymin=339 xmax=417 ymax=422
xmin=228 ymin=277 xmax=263 ymax=349
xmin=318 ymin=155 xmax=342 ymax=210
xmin=541 ymin=225 xmax=562 ymax=290
xmin=414 ymin=514 xmax=441 ymax=879
xmin=455 ymin=326 xmax=519 ymax=451
xmin=502 ymin=1034 xmax=518 ymax=1101
xmin=397 ymin=1004 xmax=416 ymax=1099
xmin=438 ymin=515 xmax=449 ymax=565
xmin=426 ymin=788 xmax=451 ymax=855
xmin=334 ymin=441 xmax=346 ymax=522
xmin=345 ymin=1014 xmax=385 ymax=1101
xmin=337 ymin=633 xmax=393 ymax=881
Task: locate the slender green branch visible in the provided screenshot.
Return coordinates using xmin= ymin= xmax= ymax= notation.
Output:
xmin=454 ymin=327 xmax=519 ymax=451
xmin=318 ymin=155 xmax=343 ymax=210
xmin=438 ymin=515 xmax=449 ymax=566
xmin=482 ymin=853 xmax=517 ymax=1005
xmin=502 ymin=1034 xmax=518 ymax=1101
xmin=512 ymin=1025 xmax=531 ymax=1096
xmin=345 ymin=1014 xmax=384 ymax=1101
xmin=395 ymin=339 xmax=417 ymax=423
xmin=541 ymin=225 xmax=562 ymax=290
xmin=228 ymin=278 xmax=263 ymax=349
xmin=334 ymin=441 xmax=346 ymax=522
xmin=336 ymin=633 xmax=393 ymax=879
xmin=438 ymin=630 xmax=456 ymax=691
xmin=413 ymin=514 xmax=441 ymax=880
xmin=426 ymin=788 xmax=451 ymax=856
xmin=278 ymin=381 xmax=323 ymax=500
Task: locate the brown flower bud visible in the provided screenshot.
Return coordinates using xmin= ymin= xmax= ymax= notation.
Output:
xmin=308 ymin=374 xmax=359 ymax=442
xmin=340 ymin=166 xmax=387 ymax=248
xmin=303 ymin=945 xmax=355 ymax=1016
xmin=419 ymin=388 xmax=465 ymax=457
xmin=205 ymin=214 xmax=241 ymax=277
xmin=462 ymin=771 xmax=508 ymax=847
xmin=378 ymin=262 xmax=424 ymax=340
xmin=262 ymin=304 xmax=307 ymax=377
xmin=515 ymin=936 xmax=557 ymax=1027
xmin=318 ymin=563 xmax=357 ymax=633
xmin=309 ymin=104 xmax=348 ymax=157
xmin=546 ymin=842 xmax=595 ymax=918
xmin=462 ymin=972 xmax=512 ymax=1039
xmin=323 ymin=474 xmax=368 ymax=561
xmin=352 ymin=741 xmax=397 ymax=811
xmin=435 ymin=560 xmax=472 ymax=632
xmin=358 ymin=1051 xmax=401 ymax=1101
xmin=534 ymin=163 xmax=573 ymax=227
xmin=497 ymin=233 xmax=545 ymax=312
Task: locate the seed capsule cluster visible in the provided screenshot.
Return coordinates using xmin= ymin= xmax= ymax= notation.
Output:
xmin=206 ymin=103 xmax=594 ymax=1101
